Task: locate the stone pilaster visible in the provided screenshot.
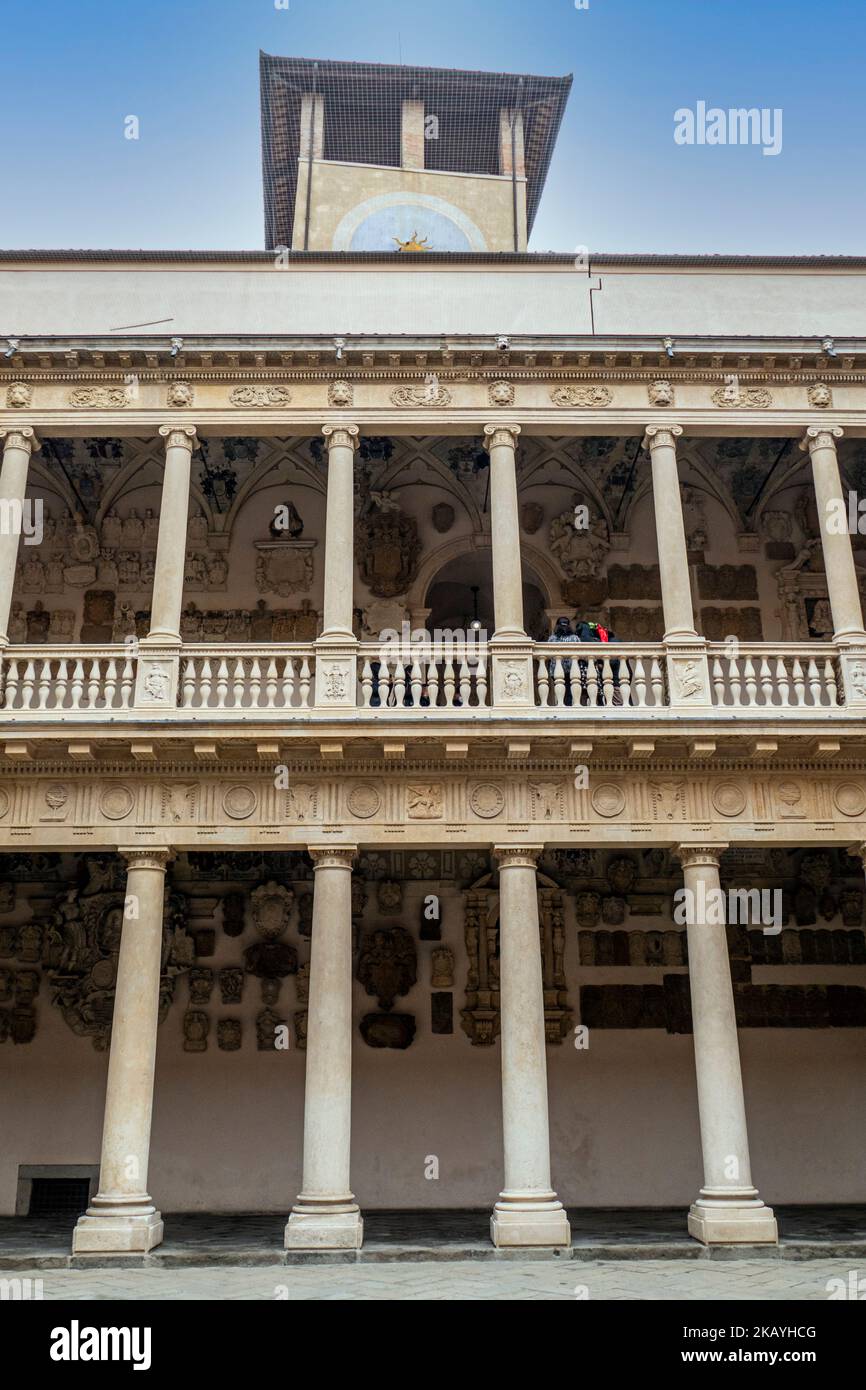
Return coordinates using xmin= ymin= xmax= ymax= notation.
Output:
xmin=490 ymin=846 xmax=570 ymax=1248
xmin=0 ymin=428 xmax=40 ymax=648
xmin=72 ymin=850 xmax=171 ymax=1254
xmin=674 ymin=845 xmax=777 ymax=1246
xmin=286 ymin=846 xmax=363 ymax=1249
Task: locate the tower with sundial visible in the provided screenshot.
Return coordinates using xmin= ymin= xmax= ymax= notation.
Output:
xmin=260 ymin=53 xmax=572 ymax=253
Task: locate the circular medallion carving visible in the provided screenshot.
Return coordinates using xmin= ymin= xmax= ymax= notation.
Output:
xmin=99 ymin=785 xmax=136 ymax=821
xmin=223 ymin=785 xmax=257 ymax=821
xmin=90 ymin=957 xmax=116 ymax=990
xmin=347 ymin=784 xmax=381 ymax=819
xmin=834 ymin=782 xmax=866 ymax=817
xmin=0 ymin=788 xmax=9 ymax=819
xmin=712 ymin=782 xmax=747 ymax=817
xmin=591 ymin=783 xmax=626 ymax=818
xmin=469 ymin=783 xmax=506 ymax=819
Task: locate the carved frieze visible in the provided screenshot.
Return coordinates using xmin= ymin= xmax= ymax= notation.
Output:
xmin=229 ymin=385 xmax=291 ymax=407
xmin=391 ymin=384 xmax=452 ymax=408
xmin=710 ymin=385 xmax=773 ymax=409
xmin=550 ymin=385 xmax=612 ymax=408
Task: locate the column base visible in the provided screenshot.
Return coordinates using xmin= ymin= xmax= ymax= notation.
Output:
xmin=285 ymin=1200 xmax=364 ymax=1250
xmin=490 ymin=1195 xmax=571 ymax=1248
xmin=72 ymin=1210 xmax=164 ymax=1254
xmin=688 ymin=1195 xmax=778 ymax=1246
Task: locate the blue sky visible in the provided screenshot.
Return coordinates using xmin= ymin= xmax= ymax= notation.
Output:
xmin=2 ymin=0 xmax=864 ymax=254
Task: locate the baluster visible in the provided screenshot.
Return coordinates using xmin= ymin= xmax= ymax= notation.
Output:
xmin=601 ymin=657 xmax=614 ymax=706
xmin=104 ymin=659 xmax=118 ymax=708
xmin=282 ymin=656 xmax=296 ymax=708
xmin=37 ymin=659 xmax=53 ymax=710
xmin=759 ymin=657 xmax=773 ymax=706
xmin=232 ymin=658 xmax=246 ymax=708
xmin=712 ymin=657 xmax=725 ymax=706
xmin=119 ymin=658 xmax=134 ymax=709
xmin=536 ymin=655 xmax=549 ymax=707
xmin=299 ymin=657 xmax=311 ymax=707
xmin=443 ymin=657 xmax=456 ymax=708
xmin=743 ymin=656 xmax=757 ymax=706
xmin=199 ymin=658 xmax=213 ymax=708
xmin=476 ymin=656 xmax=488 ymax=706
xmin=360 ymin=658 xmax=373 ymax=707
xmin=181 ymin=658 xmax=197 ymax=708
xmin=458 ymin=655 xmax=471 ymax=707
xmin=550 ymin=656 xmax=564 ymax=707
xmin=426 ymin=658 xmax=440 ymax=707
xmin=264 ymin=658 xmax=279 ymax=710
xmin=586 ymin=654 xmax=599 ymax=707
xmin=775 ymin=658 xmax=789 ymax=707
xmin=631 ymin=656 xmax=645 ymax=708
xmin=791 ymin=657 xmax=805 ymax=706
xmin=410 ymin=658 xmax=424 ymax=707
xmin=392 ymin=659 xmax=406 ymax=707
xmin=87 ymin=659 xmax=102 ymax=708
xmin=616 ymin=655 xmax=631 ymax=707
xmin=807 ymin=658 xmax=821 ymax=705
xmin=70 ymin=660 xmax=85 ymax=709
xmin=21 ymin=660 xmax=36 ymax=710
xmin=215 ymin=659 xmax=229 ymax=710
xmin=650 ymin=657 xmax=664 ymax=706
xmin=54 ymin=659 xmax=70 ymax=708
xmin=249 ymin=658 xmax=262 ymax=709
xmin=825 ymin=657 xmax=839 ymax=706
xmin=3 ymin=659 xmax=20 ymax=709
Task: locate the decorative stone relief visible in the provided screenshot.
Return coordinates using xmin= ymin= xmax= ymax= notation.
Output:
xmin=222 ymin=785 xmax=257 ymax=820
xmin=328 ymin=380 xmax=354 ymax=406
xmin=69 ymin=387 xmax=129 ymax=409
xmin=229 ymin=385 xmax=291 ymax=407
xmin=376 ymin=880 xmax=403 ymax=915
xmin=520 ymin=501 xmax=544 ymax=534
xmin=188 ymin=969 xmax=214 ymax=1005
xmin=357 ymin=925 xmax=417 ymax=1010
xmin=529 ymin=782 xmax=564 ymax=822
xmin=255 ymin=541 xmax=315 ymax=597
xmin=167 ymin=382 xmax=194 ymax=408
xmin=6 ymin=383 xmax=32 ymax=408
xmin=431 ymin=502 xmax=455 ymax=533
xmin=430 ymin=946 xmax=454 ymax=988
xmin=217 ymin=1019 xmax=242 ymax=1051
xmin=649 ymin=781 xmax=687 ymax=821
xmin=590 ymin=783 xmax=626 ymax=818
xmin=287 ymin=783 xmax=318 ymax=821
xmin=406 ymin=784 xmax=444 ymax=819
xmin=360 ymin=1013 xmax=416 ymax=1048
xmin=710 ymin=385 xmax=773 ymax=409
xmin=488 ymin=380 xmax=514 ymax=407
xmin=347 ymin=784 xmax=382 ymax=819
xmin=669 ymin=656 xmax=707 ymax=702
xmin=711 ymin=782 xmax=748 ymax=817
xmin=648 ymin=380 xmax=675 ymax=407
xmin=390 ymin=384 xmax=452 ymax=408
xmin=251 ymin=881 xmax=294 ymax=940
xmin=469 ymin=783 xmax=506 ymax=819
xmin=550 ymin=384 xmax=612 ymax=408
xmin=807 ymin=383 xmax=833 ymax=408
xmin=219 ymin=967 xmax=244 ymax=1005
xmin=356 ymin=502 xmax=420 ymax=597
xmin=256 ymin=1008 xmax=287 ymax=1050
xmin=550 ymin=504 xmax=610 ymax=579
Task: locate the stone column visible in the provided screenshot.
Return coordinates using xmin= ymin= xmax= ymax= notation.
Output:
xmin=145 ymin=425 xmax=197 ymax=645
xmin=484 ymin=424 xmax=525 ymax=639
xmin=286 ymin=846 xmax=363 ymax=1249
xmin=802 ymin=427 xmax=866 ymax=645
xmin=0 ymin=428 xmax=39 ymax=647
xmin=314 ymin=425 xmax=359 ymax=707
xmin=674 ymin=845 xmax=777 ymax=1245
xmin=490 ymin=846 xmax=570 ymax=1247
xmin=72 ymin=850 xmax=171 ymax=1253
xmin=644 ymin=425 xmax=697 ymax=642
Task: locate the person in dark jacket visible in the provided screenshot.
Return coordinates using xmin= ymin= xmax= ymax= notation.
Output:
xmin=573 ymin=619 xmax=626 ymax=705
xmin=546 ymin=616 xmax=582 ymax=705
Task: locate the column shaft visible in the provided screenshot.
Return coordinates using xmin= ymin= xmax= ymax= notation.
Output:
xmin=484 ymin=426 xmax=526 ymax=639
xmin=803 ymin=427 xmax=866 ymax=644
xmin=645 ymin=425 xmax=698 ymax=641
xmin=72 ymin=851 xmax=170 ymax=1253
xmin=320 ymin=426 xmax=358 ymax=641
xmin=286 ymin=846 xmax=362 ymax=1249
xmin=0 ymin=429 xmax=39 ymax=646
xmin=146 ymin=426 xmax=196 ymax=644
xmin=491 ymin=846 xmax=570 ymax=1247
xmin=676 ymin=845 xmax=777 ymax=1245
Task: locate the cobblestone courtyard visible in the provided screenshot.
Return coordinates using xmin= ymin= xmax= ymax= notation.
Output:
xmin=5 ymin=1258 xmax=862 ymax=1301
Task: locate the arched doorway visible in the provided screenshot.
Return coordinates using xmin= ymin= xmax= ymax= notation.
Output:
xmin=425 ymin=553 xmax=550 ymax=641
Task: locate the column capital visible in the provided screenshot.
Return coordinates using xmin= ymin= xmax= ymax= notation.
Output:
xmin=800 ymin=425 xmax=844 ymax=454
xmin=158 ymin=424 xmax=198 ymax=452
xmin=119 ymin=848 xmax=173 ymax=872
xmin=322 ymin=424 xmax=359 ymax=452
xmin=493 ymin=844 xmax=543 ymax=870
xmin=483 ymin=423 xmax=521 ymax=452
xmin=644 ymin=423 xmax=683 ymax=450
xmin=0 ymin=427 xmax=41 ymax=456
xmin=848 ymin=843 xmax=866 ymax=870
xmin=673 ymin=844 xmax=728 ymax=871
xmin=309 ymin=845 xmax=358 ymax=870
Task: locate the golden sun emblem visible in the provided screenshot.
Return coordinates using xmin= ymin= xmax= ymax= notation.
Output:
xmin=393 ymin=230 xmax=430 ymax=252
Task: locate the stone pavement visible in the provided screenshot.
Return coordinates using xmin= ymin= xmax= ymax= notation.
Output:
xmin=3 ymin=1258 xmax=862 ymax=1300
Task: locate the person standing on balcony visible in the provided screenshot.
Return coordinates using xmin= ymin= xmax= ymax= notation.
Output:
xmin=547 ymin=616 xmax=581 ymax=706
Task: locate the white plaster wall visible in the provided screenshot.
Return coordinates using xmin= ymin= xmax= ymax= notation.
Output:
xmin=4 ymin=264 xmax=866 ymax=338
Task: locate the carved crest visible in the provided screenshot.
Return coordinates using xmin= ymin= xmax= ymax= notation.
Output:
xmin=356 ymin=505 xmax=420 ymax=597
xmin=357 ymin=925 xmax=417 ymax=1010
